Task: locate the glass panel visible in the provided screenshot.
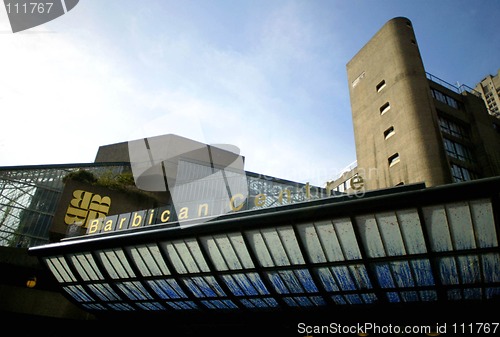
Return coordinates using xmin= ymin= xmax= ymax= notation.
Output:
xmin=222 ymin=273 xmax=269 ymax=296
xmin=457 ymin=255 xmax=481 ymax=284
xmin=82 ymin=303 xmax=107 ymax=311
xmin=280 ymin=270 xmax=305 ymax=293
xmin=390 ymin=261 xmax=415 ymax=288
xmin=45 ymin=256 xmax=76 ymax=283
xmin=297 ymin=222 xmax=324 ymax=263
xmin=282 ymin=297 xmax=301 ymax=307
xmin=298 ymin=220 xmax=344 ymax=263
xmin=376 ymin=212 xmax=406 ymax=256
xmin=265 ymin=270 xmax=316 ymax=295
xmin=423 ymin=205 xmax=454 ymax=252
xmin=333 ymin=218 xmax=362 ymax=260
xmin=201 ymin=299 xmax=237 ymax=309
xmin=411 ymin=260 xmax=435 ymax=286
xmin=296 ymin=269 xmax=319 ymax=293
xmin=71 ymin=252 xmax=104 ymax=281
xmin=463 ymin=288 xmax=482 ymax=300
xmin=349 ymin=265 xmax=372 ymax=289
xmin=446 ymin=202 xmax=476 ymax=250
xmin=316 ymin=265 xmax=372 ymax=294
xmin=486 ymin=287 xmax=500 ymax=299
xmin=438 ymin=257 xmax=459 ymax=285
xmin=333 ymin=266 xmax=358 ymax=291
xmin=227 ymin=233 xmax=255 ymax=268
xmin=266 ymin=271 xmax=289 ymax=294
xmin=246 ymin=230 xmax=275 ymax=267
xmin=147 ymin=279 xmax=187 ymax=299
xmin=202 ymin=235 xmax=233 ymax=271
xmin=99 ymin=249 xmax=135 ymax=279
xmin=331 ymin=295 xmax=346 ymax=305
xmin=356 ymin=215 xmax=386 ymax=258
xmin=284 ymin=296 xmax=326 ymax=307
xmin=277 ymin=227 xmax=304 ymax=265
xmin=88 ymin=283 xmax=121 ymax=301
xmin=386 ymin=292 xmax=401 ymax=303
xmin=165 ymin=301 xmax=198 ymax=310
xmin=397 ymin=209 xmax=427 ymax=254
xmin=116 ymin=281 xmax=153 ymax=300
xmin=201 ymin=233 xmax=254 ymax=271
xmin=344 ymin=294 xmax=363 ymax=304
xmin=183 ymin=276 xmax=226 ymax=298
xmin=247 ymin=227 xmax=303 ymax=267
xmin=244 ymin=272 xmax=269 ymax=295
xmin=63 ymin=285 xmax=93 ymax=302
xmin=470 ymin=199 xmax=498 ymax=248
xmin=419 ymin=290 xmax=438 ymax=302
xmin=163 ymin=239 xmax=209 ymax=274
xmin=373 ymin=264 xmax=396 ymax=288
xmin=221 ymin=275 xmax=245 ymax=296
xmin=482 ymin=253 xmax=500 ymax=283
xmin=447 ymin=289 xmax=462 ymax=300
xmin=136 ymin=302 xmax=165 ymax=311
xmin=399 ymin=291 xmax=419 ymax=302
xmin=316 ymin=267 xmax=340 ymax=292
xmin=108 ymin=303 xmax=135 ymax=311
xmin=361 ymin=293 xmax=377 ymax=304
xmin=129 ymin=244 xmax=170 ymax=277
xmin=240 ymin=298 xmax=278 ymax=309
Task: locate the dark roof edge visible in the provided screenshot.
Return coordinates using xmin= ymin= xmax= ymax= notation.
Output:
xmin=0 ymin=162 xmax=131 ymax=171
xmin=28 ymin=176 xmax=500 ymax=256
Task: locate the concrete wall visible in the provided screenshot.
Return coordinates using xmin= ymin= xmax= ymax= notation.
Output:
xmin=347 ymin=17 xmax=452 ymax=189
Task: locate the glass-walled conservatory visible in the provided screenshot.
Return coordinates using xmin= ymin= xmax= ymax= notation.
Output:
xmin=0 ymin=163 xmax=131 ymax=248
xmin=0 ymin=162 xmax=327 ymax=248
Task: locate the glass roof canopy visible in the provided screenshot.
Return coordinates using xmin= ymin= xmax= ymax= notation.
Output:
xmin=28 ymin=177 xmax=500 ymax=322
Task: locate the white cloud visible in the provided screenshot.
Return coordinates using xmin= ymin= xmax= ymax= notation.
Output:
xmin=0 ymin=2 xmax=355 ymax=187
xmin=0 ymin=17 xmax=139 ymax=165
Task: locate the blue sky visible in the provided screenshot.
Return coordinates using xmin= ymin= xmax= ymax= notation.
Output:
xmin=1 ymin=0 xmax=499 ymax=186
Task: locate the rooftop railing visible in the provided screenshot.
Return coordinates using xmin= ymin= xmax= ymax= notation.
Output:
xmin=426 ymin=72 xmax=482 ymax=98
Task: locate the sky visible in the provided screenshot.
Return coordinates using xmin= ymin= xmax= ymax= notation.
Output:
xmin=0 ymin=0 xmax=499 ymax=187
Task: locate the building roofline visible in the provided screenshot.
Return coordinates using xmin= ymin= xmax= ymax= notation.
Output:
xmin=28 ymin=175 xmax=500 ymax=256
xmin=0 ymin=162 xmax=131 ymax=172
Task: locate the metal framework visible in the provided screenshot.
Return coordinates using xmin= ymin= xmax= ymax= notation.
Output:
xmin=29 ymin=177 xmax=500 ymax=327
xmin=0 ymin=163 xmax=130 ymax=247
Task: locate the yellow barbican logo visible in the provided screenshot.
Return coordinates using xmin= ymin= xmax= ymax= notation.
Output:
xmin=64 ymin=190 xmax=111 ymax=228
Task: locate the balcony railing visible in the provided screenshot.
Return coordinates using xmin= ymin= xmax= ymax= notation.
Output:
xmin=426 ymin=72 xmax=482 ymax=98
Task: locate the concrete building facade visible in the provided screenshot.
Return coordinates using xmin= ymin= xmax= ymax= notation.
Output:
xmin=475 ymin=69 xmax=500 ymax=118
xmin=345 ymin=17 xmax=500 ymax=191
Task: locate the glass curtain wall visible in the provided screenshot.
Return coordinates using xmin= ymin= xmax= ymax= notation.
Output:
xmin=0 ymin=163 xmax=130 ymax=248
xmin=0 ymin=161 xmax=328 ymax=248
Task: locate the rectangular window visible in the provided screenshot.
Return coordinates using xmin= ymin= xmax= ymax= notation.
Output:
xmin=388 ymin=153 xmax=400 ymax=167
xmin=438 ymin=116 xmax=470 ymax=140
xmin=431 ymin=89 xmax=460 ymax=109
xmin=443 ymin=138 xmax=474 ymax=163
xmin=376 ymin=80 xmax=386 ymax=92
xmin=384 ymin=126 xmax=395 ymax=139
xmin=450 ymin=164 xmax=478 ymax=183
xmin=380 ymin=102 xmax=391 ymax=115
xmin=446 ymin=96 xmax=459 ymax=109
xmin=431 ymin=89 xmax=447 ymax=104
xmin=352 ymin=71 xmax=365 ymax=88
